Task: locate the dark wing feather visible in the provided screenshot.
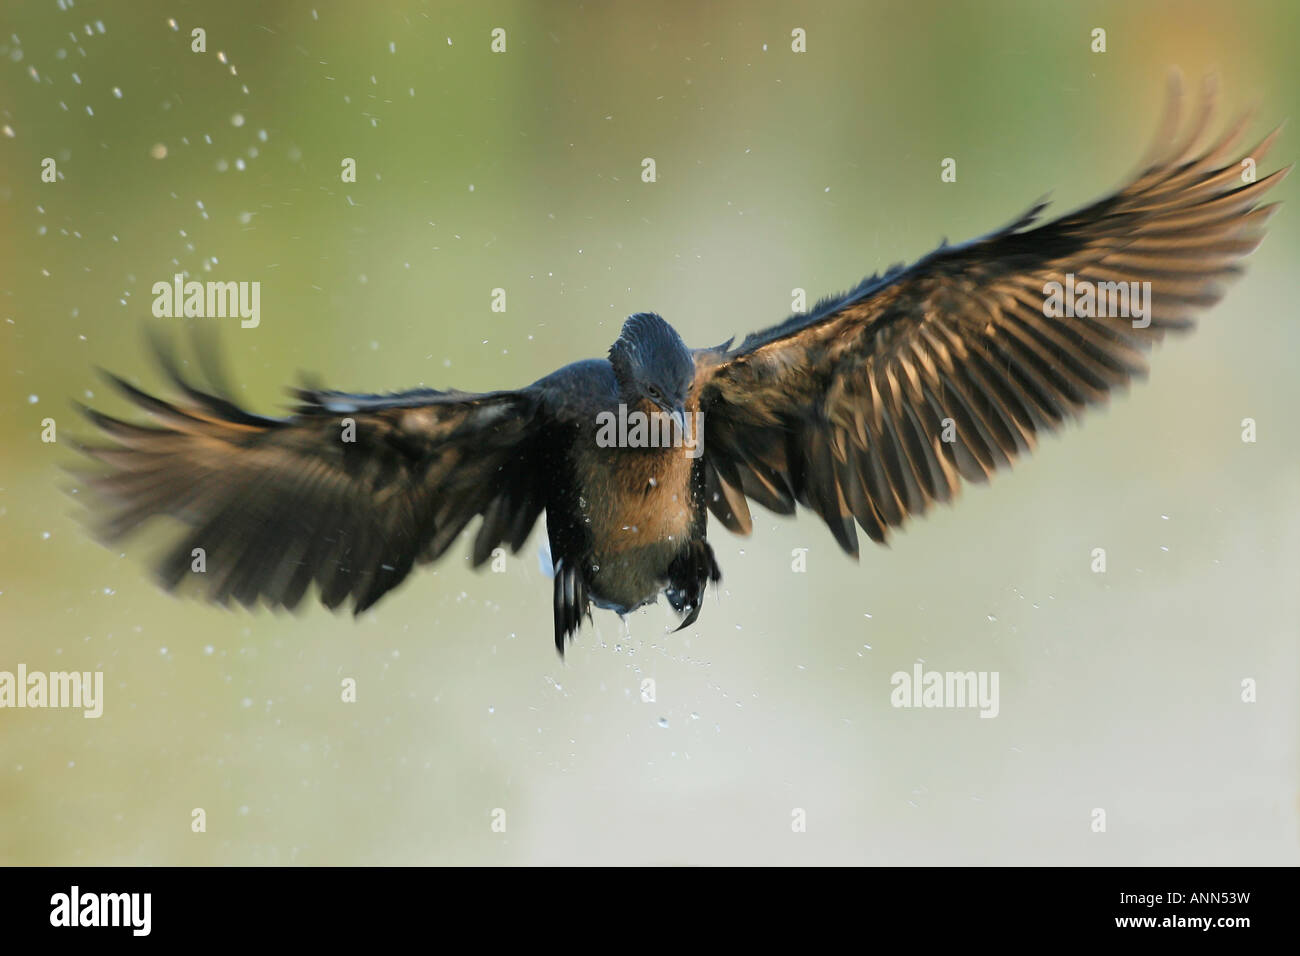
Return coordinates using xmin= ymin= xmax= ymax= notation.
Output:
xmin=695 ymin=78 xmax=1288 ymax=554
xmin=72 ymin=340 xmax=547 ymax=613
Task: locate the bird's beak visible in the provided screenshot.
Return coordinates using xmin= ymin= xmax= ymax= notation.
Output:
xmin=668 ymin=405 xmax=688 ymax=440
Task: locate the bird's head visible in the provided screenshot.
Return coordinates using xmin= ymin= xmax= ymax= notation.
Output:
xmin=608 ymin=312 xmax=696 ymax=427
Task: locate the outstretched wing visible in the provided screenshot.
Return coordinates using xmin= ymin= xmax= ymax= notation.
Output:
xmin=73 ymin=338 xmax=548 ymax=613
xmin=695 ymin=78 xmax=1288 ymax=554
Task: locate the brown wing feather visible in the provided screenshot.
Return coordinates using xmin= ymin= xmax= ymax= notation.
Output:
xmin=695 ymin=77 xmax=1289 ymax=554
xmin=72 ymin=341 xmax=546 ymax=613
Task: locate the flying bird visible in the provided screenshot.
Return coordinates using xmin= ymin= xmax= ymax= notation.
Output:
xmin=73 ymin=80 xmax=1288 ymax=654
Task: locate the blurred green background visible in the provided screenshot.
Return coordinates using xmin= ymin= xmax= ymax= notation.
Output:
xmin=2 ymin=0 xmax=1297 ymax=865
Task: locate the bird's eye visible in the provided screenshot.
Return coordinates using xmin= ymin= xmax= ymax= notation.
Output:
xmin=646 ymin=386 xmax=662 ymax=401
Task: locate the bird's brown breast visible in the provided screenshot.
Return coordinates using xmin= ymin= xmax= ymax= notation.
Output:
xmin=574 ymin=399 xmax=699 ymax=609
xmin=588 ymin=447 xmax=694 ymax=553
